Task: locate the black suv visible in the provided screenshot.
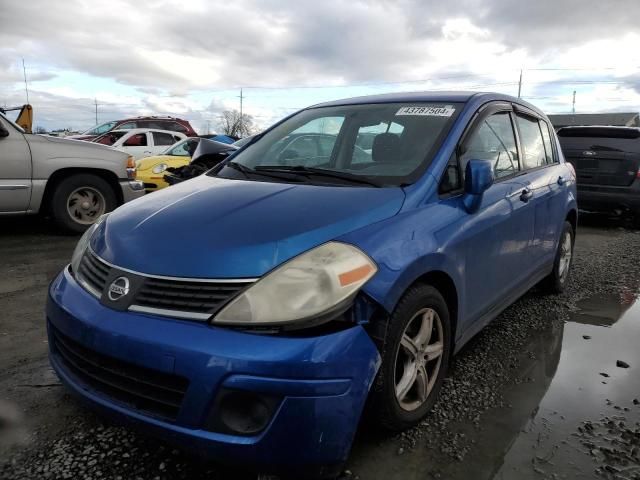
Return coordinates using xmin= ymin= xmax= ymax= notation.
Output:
xmin=558 ymin=126 xmax=640 ymax=214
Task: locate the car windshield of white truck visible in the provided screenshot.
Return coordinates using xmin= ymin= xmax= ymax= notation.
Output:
xmin=213 ymin=102 xmax=462 ymax=187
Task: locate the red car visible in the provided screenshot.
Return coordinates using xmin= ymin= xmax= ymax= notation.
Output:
xmin=69 ymin=116 xmax=197 ymax=141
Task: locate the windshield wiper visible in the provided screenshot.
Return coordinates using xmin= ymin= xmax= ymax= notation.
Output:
xmin=254 ymin=166 xmax=382 ymax=187
xmin=225 ymin=161 xmax=254 ymax=178
xmin=224 ymin=161 xmax=307 ymax=182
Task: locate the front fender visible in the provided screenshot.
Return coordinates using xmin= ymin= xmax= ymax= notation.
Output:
xmin=339 ymin=204 xmax=464 ymax=315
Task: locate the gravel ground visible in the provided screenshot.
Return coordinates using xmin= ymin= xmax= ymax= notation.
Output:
xmin=1 ymin=218 xmax=640 ymax=479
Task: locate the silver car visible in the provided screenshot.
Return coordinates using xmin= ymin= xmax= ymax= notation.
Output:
xmin=0 ymin=112 xmax=145 ymax=233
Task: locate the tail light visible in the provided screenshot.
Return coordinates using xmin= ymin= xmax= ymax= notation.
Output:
xmin=126 ymin=155 xmax=136 ymax=180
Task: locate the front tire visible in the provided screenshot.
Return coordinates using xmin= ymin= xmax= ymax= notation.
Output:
xmin=369 ymin=284 xmax=452 ymax=431
xmin=50 ymin=174 xmax=117 ymax=234
xmin=540 ymin=221 xmax=575 ymax=294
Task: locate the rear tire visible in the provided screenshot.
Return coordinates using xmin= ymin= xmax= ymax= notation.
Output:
xmin=540 ymin=221 xmax=574 ymax=294
xmin=50 ymin=174 xmax=117 ymax=234
xmin=369 ymin=284 xmax=452 ymax=432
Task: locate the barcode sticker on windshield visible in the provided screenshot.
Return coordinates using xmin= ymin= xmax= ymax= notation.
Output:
xmin=396 ymin=105 xmax=456 ymax=117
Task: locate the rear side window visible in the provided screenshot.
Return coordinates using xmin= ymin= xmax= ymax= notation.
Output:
xmin=516 ymin=115 xmax=546 ymax=169
xmin=461 ymin=112 xmax=519 ymax=179
xmin=540 ymin=121 xmax=556 ymax=164
xmin=153 ymin=132 xmax=177 ymax=146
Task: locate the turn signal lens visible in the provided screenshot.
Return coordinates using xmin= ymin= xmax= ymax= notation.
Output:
xmin=126 ymin=155 xmax=136 ymax=180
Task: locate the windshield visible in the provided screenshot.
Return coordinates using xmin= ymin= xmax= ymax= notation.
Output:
xmin=93 ymin=130 xmax=127 ymax=146
xmin=82 ymin=121 xmax=117 ymax=136
xmin=164 ymin=138 xmax=198 ymax=156
xmin=213 ymin=102 xmax=461 ymax=187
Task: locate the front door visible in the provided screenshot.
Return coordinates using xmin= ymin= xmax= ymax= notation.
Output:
xmin=458 ymin=108 xmax=536 ymax=324
xmin=0 ymin=116 xmax=32 ymax=212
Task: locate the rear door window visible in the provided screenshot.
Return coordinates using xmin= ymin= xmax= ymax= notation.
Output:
xmin=516 ymin=115 xmax=547 ymax=170
xmin=153 ymin=132 xmax=177 ymax=146
xmin=540 ymin=121 xmax=556 ymax=164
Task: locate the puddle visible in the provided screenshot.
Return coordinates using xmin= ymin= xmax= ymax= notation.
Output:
xmin=487 ymin=292 xmax=640 ymax=479
xmin=347 ymin=291 xmax=640 ymax=479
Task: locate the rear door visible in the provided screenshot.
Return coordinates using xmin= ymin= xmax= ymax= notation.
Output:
xmin=152 ymin=132 xmax=183 ymax=156
xmin=0 ymin=115 xmax=32 ymax=212
xmin=513 ymin=110 xmax=567 ymax=263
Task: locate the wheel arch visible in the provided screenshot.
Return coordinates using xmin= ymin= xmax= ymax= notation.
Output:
xmin=40 ymin=168 xmax=123 ymax=214
xmin=566 ymin=208 xmax=577 ymax=234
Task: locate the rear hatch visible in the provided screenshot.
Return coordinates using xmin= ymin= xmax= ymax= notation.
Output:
xmin=558 ymin=127 xmax=640 ymax=187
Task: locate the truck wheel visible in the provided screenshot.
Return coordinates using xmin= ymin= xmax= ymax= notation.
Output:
xmin=50 ymin=174 xmax=117 ymax=234
xmin=539 ymin=221 xmax=575 ymax=294
xmin=369 ymin=284 xmax=452 ymax=432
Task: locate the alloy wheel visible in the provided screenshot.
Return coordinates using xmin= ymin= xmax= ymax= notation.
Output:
xmin=558 ymin=230 xmax=572 ymax=282
xmin=394 ymin=307 xmax=444 ymax=411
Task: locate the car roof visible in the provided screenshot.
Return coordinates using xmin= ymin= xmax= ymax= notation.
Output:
xmin=117 ymin=116 xmax=187 ymax=122
xmin=309 ymin=91 xmax=546 ymax=117
xmin=110 ymin=128 xmax=185 ymax=135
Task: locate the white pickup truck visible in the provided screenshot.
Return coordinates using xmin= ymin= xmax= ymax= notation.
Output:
xmin=0 ymin=112 xmax=145 ymax=233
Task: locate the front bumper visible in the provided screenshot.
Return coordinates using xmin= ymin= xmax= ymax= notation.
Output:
xmin=135 ymin=170 xmax=169 ymax=192
xmin=119 ymin=180 xmax=145 ymax=202
xmin=47 ymin=267 xmax=380 ymax=473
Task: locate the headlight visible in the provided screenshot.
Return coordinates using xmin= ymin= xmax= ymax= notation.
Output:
xmin=70 ymin=213 xmax=109 ymax=274
xmin=152 ymin=163 xmax=168 ymax=174
xmin=213 ymin=242 xmax=377 ymax=326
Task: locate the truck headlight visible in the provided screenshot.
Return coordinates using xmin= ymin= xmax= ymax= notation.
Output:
xmin=70 ymin=213 xmax=109 ymax=274
xmin=212 ymin=242 xmax=377 ymax=326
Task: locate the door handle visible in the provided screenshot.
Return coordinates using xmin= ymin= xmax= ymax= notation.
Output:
xmin=557 ymin=176 xmax=567 ymax=186
xmin=520 ymin=188 xmax=533 ymax=203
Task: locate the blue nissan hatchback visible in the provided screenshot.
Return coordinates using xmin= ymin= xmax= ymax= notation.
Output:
xmin=48 ymin=92 xmax=577 ymax=477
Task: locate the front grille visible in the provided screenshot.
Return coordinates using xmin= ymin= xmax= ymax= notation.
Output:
xmin=77 ymin=250 xmax=111 ymax=295
xmin=133 ymin=278 xmax=249 ymax=315
xmin=51 ymin=325 xmax=189 ymax=421
xmin=75 ymin=250 xmax=255 ymax=321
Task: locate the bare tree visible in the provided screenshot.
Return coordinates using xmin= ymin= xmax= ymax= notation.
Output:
xmin=34 ymin=126 xmax=47 ymax=134
xmin=216 ymin=110 xmax=254 ymax=138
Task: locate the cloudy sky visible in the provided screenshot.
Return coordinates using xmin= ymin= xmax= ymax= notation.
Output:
xmin=2 ymin=0 xmax=640 ymax=132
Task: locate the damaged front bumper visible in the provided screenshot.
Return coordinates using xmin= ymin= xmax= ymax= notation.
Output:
xmin=47 ymin=267 xmax=381 ymax=475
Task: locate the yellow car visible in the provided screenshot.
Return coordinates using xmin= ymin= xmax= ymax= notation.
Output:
xmin=135 ymin=138 xmax=199 ymax=192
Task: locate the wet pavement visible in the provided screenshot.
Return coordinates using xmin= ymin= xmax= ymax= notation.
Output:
xmin=2 ymin=215 xmax=640 ymax=479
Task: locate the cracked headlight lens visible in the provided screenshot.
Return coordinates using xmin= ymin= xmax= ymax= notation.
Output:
xmin=213 ymin=242 xmax=377 ymax=326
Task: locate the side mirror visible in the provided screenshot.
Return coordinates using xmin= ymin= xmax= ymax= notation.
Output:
xmin=0 ymin=123 xmax=9 ymax=138
xmin=462 ymin=159 xmax=494 ymax=213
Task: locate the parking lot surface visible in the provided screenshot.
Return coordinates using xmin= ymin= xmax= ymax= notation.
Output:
xmin=1 ymin=216 xmax=639 ymax=479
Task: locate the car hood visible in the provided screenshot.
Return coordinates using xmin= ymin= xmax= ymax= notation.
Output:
xmin=136 ymin=154 xmax=187 ymax=170
xmin=91 ymin=175 xmax=405 ymax=278
xmin=26 ymin=134 xmax=127 ymax=160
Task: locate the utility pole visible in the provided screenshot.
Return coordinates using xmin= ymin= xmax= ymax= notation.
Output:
xmin=517 ymin=69 xmax=523 ymax=98
xmin=206 ymin=120 xmax=211 ymax=135
xmin=239 ymin=88 xmax=244 ymax=118
xmin=22 ymin=58 xmax=30 ymax=104
xmin=94 ymin=98 xmax=98 ymax=124
xmin=572 ymin=90 xmax=576 ymax=114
